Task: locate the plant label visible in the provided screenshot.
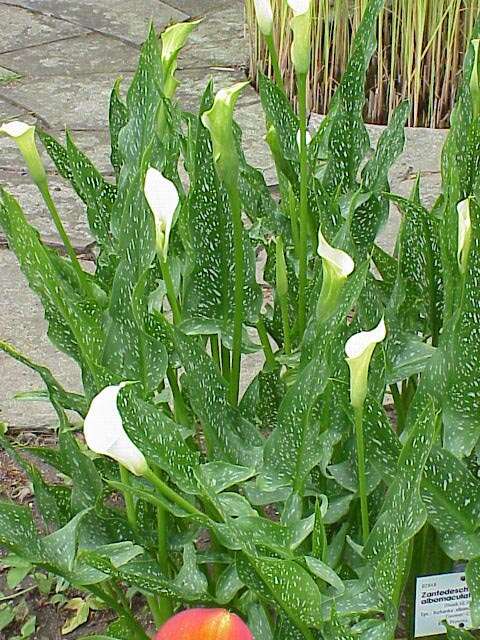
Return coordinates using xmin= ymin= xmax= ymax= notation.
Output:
xmin=414 ymin=572 xmax=472 ymax=637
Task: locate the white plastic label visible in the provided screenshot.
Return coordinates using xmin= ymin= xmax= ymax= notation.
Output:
xmin=415 ymin=572 xmax=472 ymax=637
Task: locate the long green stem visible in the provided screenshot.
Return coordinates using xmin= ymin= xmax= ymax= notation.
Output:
xmin=155 ymin=500 xmax=173 ymax=623
xmin=167 ymin=366 xmax=189 ymax=426
xmin=119 ymin=465 xmax=137 ymax=535
xmin=226 ymin=182 xmax=244 ymax=406
xmin=143 ymin=467 xmax=206 ymax=520
xmin=37 ymin=181 xmax=90 ymax=297
xmin=119 ymin=466 xmax=172 ymax=627
xmin=354 ymin=405 xmax=369 ymax=543
xmin=221 ymin=344 xmax=231 ymax=381
xmin=297 ymin=72 xmax=309 ymax=338
xmin=256 ymin=317 xmax=277 ymax=368
xmin=210 ymin=334 xmax=221 ymax=371
xmin=88 ymin=584 xmax=149 ymax=640
xmin=265 ymin=33 xmax=284 ymax=89
xmin=160 ymin=259 xmax=181 ymax=325
xmin=279 ymin=297 xmax=292 ymax=354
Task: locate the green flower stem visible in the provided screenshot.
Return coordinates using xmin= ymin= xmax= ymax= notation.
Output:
xmin=160 ymin=258 xmax=181 ymax=325
xmin=297 ymin=72 xmax=309 ymax=338
xmin=155 ymin=497 xmax=173 ymax=623
xmin=119 ymin=465 xmax=138 ymax=535
xmin=265 ymin=33 xmax=284 ymax=90
xmin=37 ymin=181 xmax=90 ymax=297
xmin=88 ymin=583 xmax=149 ymax=640
xmin=146 ymin=595 xmax=164 ymax=629
xmin=279 ymin=296 xmax=292 ymax=354
xmin=354 ymin=405 xmax=369 ymax=543
xmin=390 ymin=383 xmax=406 ymax=433
xmin=288 ymin=185 xmax=300 ymax=259
xmin=221 ymin=344 xmax=231 ymax=381
xmin=120 ymin=466 xmax=172 ymax=626
xmin=226 ymin=182 xmax=245 ymax=406
xmin=210 ymin=334 xmax=221 ymax=371
xmin=144 ymin=467 xmax=206 ymax=521
xmin=166 ymin=366 xmax=190 ymax=426
xmin=256 ymin=317 xmax=277 ymax=369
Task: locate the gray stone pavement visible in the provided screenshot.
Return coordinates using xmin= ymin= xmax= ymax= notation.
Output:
xmin=0 ymin=0 xmax=446 ymax=430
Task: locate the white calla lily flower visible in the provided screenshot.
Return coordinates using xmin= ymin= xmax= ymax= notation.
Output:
xmin=287 ymin=0 xmax=311 ymax=74
xmin=84 ymin=383 xmax=148 ymax=476
xmin=457 ymin=198 xmax=472 ymax=274
xmin=345 ymin=318 xmax=386 ymax=408
xmin=144 ymin=167 xmax=179 ymax=261
xmin=161 ymin=20 xmax=201 ymax=98
xmin=253 ymin=0 xmax=274 ymax=36
xmin=317 ymin=229 xmax=354 ymax=279
xmin=0 ymin=120 xmax=46 ymax=185
xmin=316 ymin=229 xmax=354 ymax=321
xmin=201 ymin=81 xmax=249 ymax=182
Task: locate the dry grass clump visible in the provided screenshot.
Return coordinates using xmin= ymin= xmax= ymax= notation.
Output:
xmin=246 ymin=0 xmax=479 ymax=127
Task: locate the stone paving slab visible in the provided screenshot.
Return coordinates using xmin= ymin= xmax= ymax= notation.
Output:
xmin=0 ymin=2 xmax=88 ymax=54
xmin=2 ymin=72 xmax=133 ymax=129
xmin=0 ymin=31 xmax=140 ymax=78
xmin=0 ymin=128 xmax=114 ymax=176
xmin=0 ymin=171 xmax=93 ymax=245
xmin=0 ymin=250 xmax=83 ymax=431
xmin=0 ymin=95 xmax=32 ymax=121
xmin=180 ymin=3 xmax=247 ymax=70
xmin=166 ymin=0 xmax=229 ymax=17
xmin=0 ymin=0 xmax=188 ymax=45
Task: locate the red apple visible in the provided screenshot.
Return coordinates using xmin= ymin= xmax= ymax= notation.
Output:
xmin=154 ymin=608 xmax=253 ymax=640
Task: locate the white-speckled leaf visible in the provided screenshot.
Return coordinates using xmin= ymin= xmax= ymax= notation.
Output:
xmin=466 ymin=558 xmax=480 ymax=626
xmin=117 ymin=387 xmax=199 ymax=494
xmin=173 ymin=329 xmax=262 ymax=466
xmin=237 ymin=553 xmax=323 ymax=630
xmin=183 ymin=84 xmax=262 ymax=330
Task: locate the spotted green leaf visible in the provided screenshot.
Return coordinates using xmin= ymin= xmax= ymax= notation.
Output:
xmin=182 ymin=83 xmax=262 ymax=332
xmin=236 ymin=553 xmax=323 ymax=631
xmin=118 ymin=387 xmax=199 ymax=493
xmin=173 ymin=329 xmax=262 ymax=466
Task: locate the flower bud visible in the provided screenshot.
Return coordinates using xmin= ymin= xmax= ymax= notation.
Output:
xmin=470 ymin=40 xmax=480 ymax=118
xmin=345 ymin=318 xmax=386 ymax=409
xmin=144 ymin=167 xmax=179 ymax=261
xmin=161 ymin=20 xmax=201 ymax=99
xmin=0 ymin=121 xmax=46 ymax=186
xmin=253 ymin=0 xmax=274 ymax=36
xmin=83 ymin=383 xmax=148 ymax=476
xmin=317 ymin=229 xmax=354 ymax=322
xmin=457 ymin=197 xmax=472 ymax=274
xmin=275 ymin=236 xmax=289 ymax=299
xmin=155 ymin=608 xmax=253 ymax=640
xmin=201 ymin=82 xmax=249 ymax=186
xmin=287 ymin=0 xmax=312 ymax=75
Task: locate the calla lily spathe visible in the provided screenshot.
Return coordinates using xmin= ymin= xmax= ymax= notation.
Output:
xmin=316 ymin=229 xmax=354 ymax=322
xmin=317 ymin=229 xmax=354 ymax=280
xmin=83 ymin=383 xmax=148 ymax=476
xmin=287 ymin=0 xmax=312 ymax=74
xmin=0 ymin=120 xmax=46 ymax=185
xmin=345 ymin=318 xmax=386 ymax=408
xmin=252 ymin=0 xmax=274 ymax=36
xmin=457 ymin=197 xmax=472 ymax=274
xmin=155 ymin=608 xmax=253 ymax=640
xmin=161 ymin=20 xmax=201 ymax=98
xmin=201 ymin=82 xmax=249 ymax=183
xmin=144 ymin=167 xmax=179 ymax=261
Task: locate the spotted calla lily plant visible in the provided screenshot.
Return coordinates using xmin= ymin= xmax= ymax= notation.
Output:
xmin=0 ymin=5 xmax=480 ymax=640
